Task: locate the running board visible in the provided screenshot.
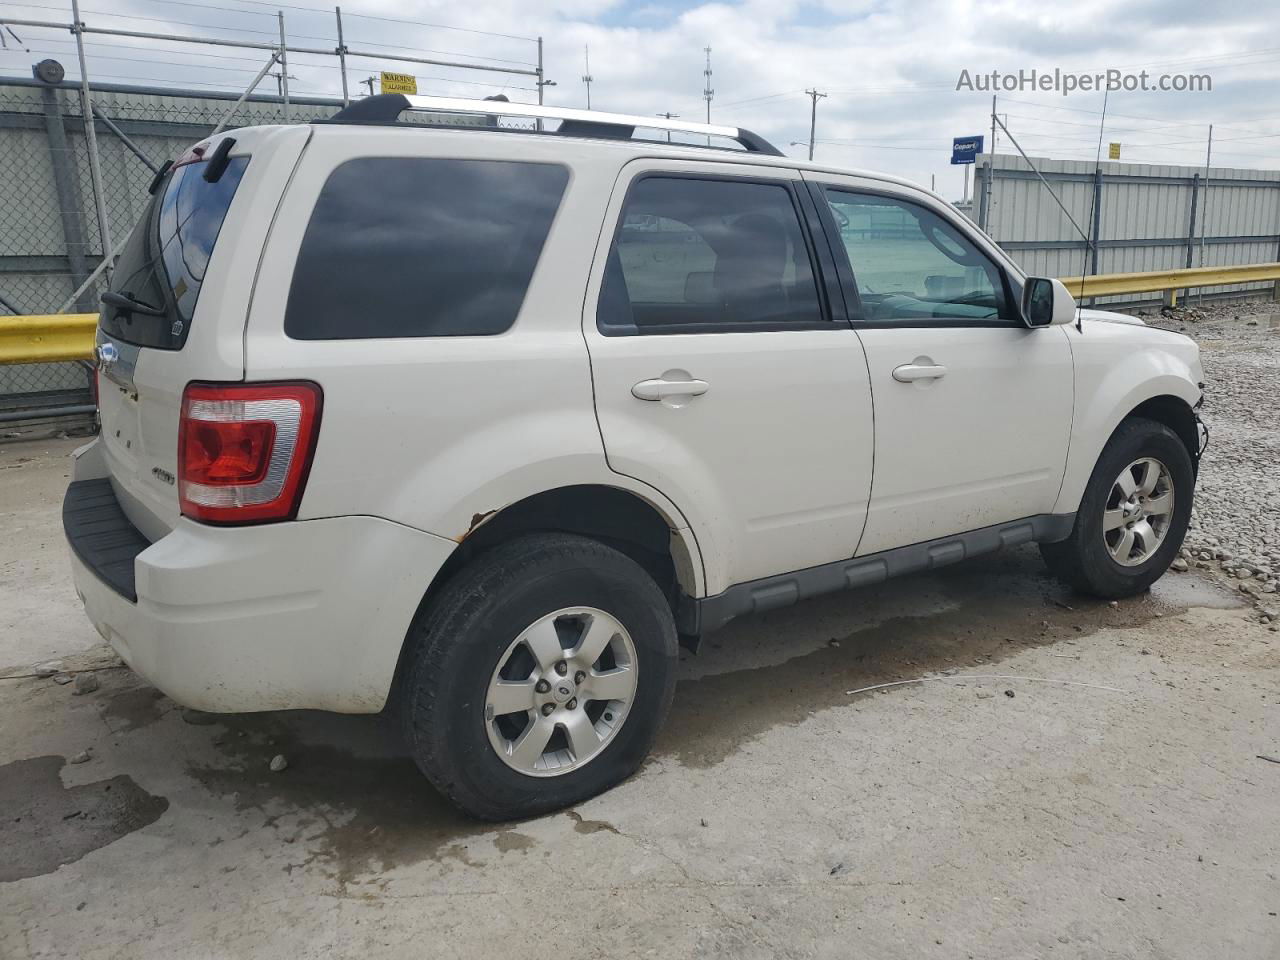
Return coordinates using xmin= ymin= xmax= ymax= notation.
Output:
xmin=679 ymin=513 xmax=1077 ymax=636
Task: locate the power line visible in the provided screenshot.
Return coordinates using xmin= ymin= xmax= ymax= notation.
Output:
xmin=717 ymin=90 xmax=802 ymax=108
xmin=998 ymin=96 xmax=1280 ymax=133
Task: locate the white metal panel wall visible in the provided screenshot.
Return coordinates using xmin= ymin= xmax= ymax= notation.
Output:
xmin=975 ymin=152 xmax=1280 ymax=304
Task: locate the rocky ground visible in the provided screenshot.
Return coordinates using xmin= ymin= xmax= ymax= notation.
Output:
xmin=1133 ymin=298 xmax=1280 ymax=622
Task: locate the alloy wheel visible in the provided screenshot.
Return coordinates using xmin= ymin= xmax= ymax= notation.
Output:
xmin=1103 ymin=456 xmax=1175 ymax=567
xmin=484 ymin=607 xmax=638 ymax=777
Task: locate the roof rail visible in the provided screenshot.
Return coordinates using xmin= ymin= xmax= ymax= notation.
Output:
xmin=322 ymin=94 xmax=783 ymax=156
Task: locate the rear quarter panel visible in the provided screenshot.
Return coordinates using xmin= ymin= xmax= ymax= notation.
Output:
xmin=242 ymin=128 xmax=705 ymax=591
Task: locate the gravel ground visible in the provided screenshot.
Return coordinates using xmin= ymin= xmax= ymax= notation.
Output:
xmin=1132 ymin=298 xmax=1280 ymax=614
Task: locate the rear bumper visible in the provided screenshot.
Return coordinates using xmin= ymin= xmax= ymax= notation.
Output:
xmin=65 ymin=439 xmax=456 ymax=713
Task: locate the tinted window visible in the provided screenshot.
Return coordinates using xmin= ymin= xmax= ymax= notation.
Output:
xmin=598 ymin=177 xmax=824 ymax=335
xmin=824 ymin=190 xmax=1011 ymax=325
xmin=285 ymin=158 xmax=568 ymax=339
xmin=101 ymin=156 xmax=249 ymax=349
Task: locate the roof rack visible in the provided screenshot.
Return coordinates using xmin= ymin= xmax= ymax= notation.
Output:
xmin=322 ymin=94 xmax=783 ymax=156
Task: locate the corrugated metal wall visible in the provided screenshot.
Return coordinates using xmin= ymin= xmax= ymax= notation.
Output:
xmin=976 ymin=153 xmax=1280 ymax=303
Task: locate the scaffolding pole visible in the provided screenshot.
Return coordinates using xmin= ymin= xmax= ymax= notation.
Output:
xmin=0 ymin=18 xmax=539 ymax=78
xmin=68 ymin=0 xmax=113 ymax=280
xmin=277 ymin=11 xmax=289 ymax=120
xmin=335 ymin=6 xmax=349 ymax=107
xmin=212 ymin=52 xmax=281 ymax=135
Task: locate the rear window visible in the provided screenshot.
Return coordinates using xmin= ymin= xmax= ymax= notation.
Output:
xmin=101 ymin=156 xmax=249 ymax=350
xmin=283 ymin=158 xmax=569 ymax=340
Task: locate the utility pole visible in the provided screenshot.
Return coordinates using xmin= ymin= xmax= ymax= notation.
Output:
xmin=1197 ymin=124 xmax=1213 ymax=305
xmin=706 ymin=46 xmax=716 ymax=124
xmin=269 ymin=70 xmax=296 ymax=99
xmin=989 ymin=94 xmax=998 ymax=155
xmin=581 ymin=45 xmax=592 ymax=109
xmin=804 ymin=88 xmax=826 ymax=161
xmin=657 ymin=111 xmax=679 ymax=143
xmin=361 ymin=76 xmax=375 ymax=96
xmin=1199 ymin=124 xmax=1213 ymax=269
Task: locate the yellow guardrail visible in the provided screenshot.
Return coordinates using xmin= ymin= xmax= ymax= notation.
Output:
xmin=0 ymin=313 xmax=97 ymax=365
xmin=2 ymin=261 xmax=1279 ymax=365
xmin=1060 ymin=262 xmax=1280 ymax=306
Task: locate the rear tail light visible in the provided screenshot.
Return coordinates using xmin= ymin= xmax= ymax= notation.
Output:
xmin=178 ymin=382 xmax=322 ymax=524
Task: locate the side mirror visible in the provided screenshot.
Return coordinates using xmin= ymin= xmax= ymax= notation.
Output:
xmin=1020 ymin=277 xmax=1077 ymax=328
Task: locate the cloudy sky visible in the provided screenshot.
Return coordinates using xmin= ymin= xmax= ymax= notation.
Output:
xmin=2 ymin=0 xmax=1278 ymax=197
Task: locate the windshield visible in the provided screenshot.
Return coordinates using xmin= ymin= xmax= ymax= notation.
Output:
xmin=100 ymin=155 xmax=249 ymax=350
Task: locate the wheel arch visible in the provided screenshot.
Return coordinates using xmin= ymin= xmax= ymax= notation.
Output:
xmin=1125 ymin=394 xmax=1201 ymax=471
xmin=386 ymin=484 xmax=703 ymax=712
xmin=1054 ymin=373 xmax=1201 ymax=515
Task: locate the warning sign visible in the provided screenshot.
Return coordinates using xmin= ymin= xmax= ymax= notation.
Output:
xmin=1108 ymin=142 xmax=1121 ymax=160
xmin=380 ymin=72 xmax=417 ymax=95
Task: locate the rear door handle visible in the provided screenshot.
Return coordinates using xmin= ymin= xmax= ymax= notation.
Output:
xmin=892 ymin=363 xmax=947 ymax=383
xmin=631 ymin=378 xmax=710 ymax=401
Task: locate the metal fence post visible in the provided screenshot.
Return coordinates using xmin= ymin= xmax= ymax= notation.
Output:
xmin=278 ymin=11 xmax=290 ymax=121
xmin=70 ymin=0 xmax=113 ymax=281
xmin=335 ymin=6 xmax=349 ymax=107
xmin=38 ymin=84 xmax=93 ymax=312
xmin=1274 ymin=179 xmax=1280 ymax=302
xmin=1185 ymin=173 xmax=1200 ymax=269
xmin=534 ymin=37 xmax=545 ymax=132
xmin=1089 ymin=167 xmax=1103 ymax=277
xmin=977 ymin=159 xmax=991 ymax=233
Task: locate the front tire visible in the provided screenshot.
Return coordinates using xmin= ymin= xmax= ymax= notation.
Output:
xmin=401 ymin=533 xmax=677 ymax=821
xmin=1041 ymin=417 xmax=1194 ymax=599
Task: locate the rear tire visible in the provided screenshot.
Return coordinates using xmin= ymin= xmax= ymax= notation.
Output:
xmin=1040 ymin=417 xmax=1193 ymax=599
xmin=401 ymin=533 xmax=677 ymax=821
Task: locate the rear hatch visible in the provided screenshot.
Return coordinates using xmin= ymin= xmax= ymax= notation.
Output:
xmin=95 ymin=126 xmax=309 ymax=541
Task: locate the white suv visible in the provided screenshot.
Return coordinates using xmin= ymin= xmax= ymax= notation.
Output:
xmin=65 ymin=95 xmax=1205 ymax=820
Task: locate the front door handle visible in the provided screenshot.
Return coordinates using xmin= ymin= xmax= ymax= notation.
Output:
xmin=892 ymin=363 xmax=947 ymax=383
xmin=632 ymin=378 xmax=710 ymax=401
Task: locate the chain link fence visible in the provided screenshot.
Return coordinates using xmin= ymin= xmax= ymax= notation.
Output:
xmin=0 ymin=80 xmax=341 ymax=418
xmin=0 ymin=0 xmax=543 ymax=426
xmin=0 ymin=78 xmax=525 ymax=422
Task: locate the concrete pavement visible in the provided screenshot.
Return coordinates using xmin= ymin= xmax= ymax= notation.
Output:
xmin=1 ymin=437 xmax=1278 ymax=959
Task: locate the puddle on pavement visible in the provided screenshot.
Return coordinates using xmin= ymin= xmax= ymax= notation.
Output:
xmin=0 ymin=755 xmax=168 ymax=883
xmin=658 ymin=547 xmax=1241 ymax=768
xmin=187 ymin=711 xmax=539 ymax=887
xmin=148 ymin=547 xmax=1237 ymax=883
xmin=102 ymin=685 xmax=169 ymax=732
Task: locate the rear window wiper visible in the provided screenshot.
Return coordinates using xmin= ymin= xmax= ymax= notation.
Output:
xmin=102 ymin=291 xmax=164 ymax=317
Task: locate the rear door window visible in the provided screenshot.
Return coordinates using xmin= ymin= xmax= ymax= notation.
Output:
xmin=284 ymin=158 xmax=569 ymax=340
xmin=101 ymin=156 xmax=249 ymax=349
xmin=597 ymin=176 xmax=826 ymax=335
